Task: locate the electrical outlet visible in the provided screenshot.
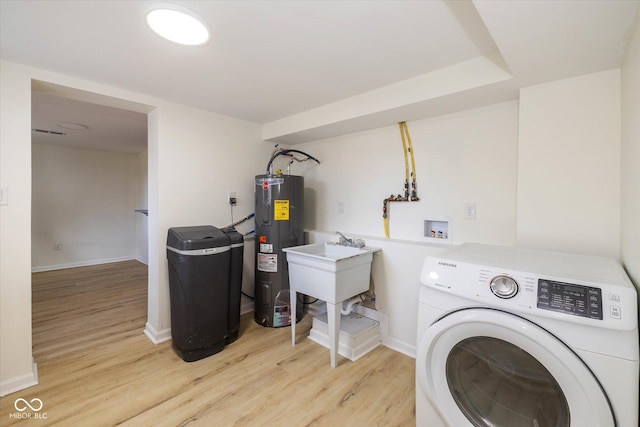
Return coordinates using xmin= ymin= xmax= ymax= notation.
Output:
xmin=228 ymin=191 xmax=237 ymax=205
xmin=464 ymin=202 xmax=476 ymax=220
xmin=54 ymin=243 xmax=62 ymax=251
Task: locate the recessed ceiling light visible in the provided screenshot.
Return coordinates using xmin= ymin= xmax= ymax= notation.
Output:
xmin=146 ymin=3 xmax=211 ymax=46
xmin=57 ymin=122 xmax=89 ymax=130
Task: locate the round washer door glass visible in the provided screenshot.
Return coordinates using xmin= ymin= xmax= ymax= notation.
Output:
xmin=447 ymin=336 xmax=569 ymax=427
xmin=416 ymin=309 xmax=615 ymax=427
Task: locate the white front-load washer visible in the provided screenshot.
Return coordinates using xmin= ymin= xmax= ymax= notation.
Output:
xmin=416 ymin=243 xmax=639 ymax=427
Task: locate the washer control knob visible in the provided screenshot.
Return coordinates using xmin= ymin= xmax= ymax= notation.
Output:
xmin=490 ymin=275 xmax=519 ymax=299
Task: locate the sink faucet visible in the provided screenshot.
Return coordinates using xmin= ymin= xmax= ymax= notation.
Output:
xmin=336 ymin=231 xmax=352 ymax=245
xmin=335 ymin=231 xmax=365 ymax=248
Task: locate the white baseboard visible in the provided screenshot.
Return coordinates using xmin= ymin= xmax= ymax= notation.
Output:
xmin=240 ymin=301 xmax=254 ymax=316
xmin=0 ymin=361 xmax=38 ymax=397
xmin=135 ymin=257 xmax=149 ymax=265
xmin=143 ymin=303 xmax=252 ymax=345
xmin=382 ymin=336 xmax=416 ymax=359
xmin=32 ymin=256 xmax=137 ymax=273
xmin=143 ymin=322 xmax=171 ymax=344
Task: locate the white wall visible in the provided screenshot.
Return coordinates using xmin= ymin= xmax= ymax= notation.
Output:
xmin=517 ymin=70 xmax=621 ymax=258
xmin=299 ymin=101 xmax=520 ymax=245
xmin=296 ymin=101 xmax=520 ymax=350
xmin=0 ymin=61 xmax=36 ymax=395
xmin=296 ymin=71 xmax=627 ymax=354
xmin=32 ymin=144 xmax=141 ymax=270
xmin=148 ymin=102 xmax=270 ymax=341
xmin=621 ymin=10 xmax=640 ymax=285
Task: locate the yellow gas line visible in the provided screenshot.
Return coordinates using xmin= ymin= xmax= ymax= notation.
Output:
xmin=383 ymin=213 xmax=390 ymax=239
xmin=399 ymin=122 xmax=410 ymax=199
xmin=383 ymin=121 xmax=420 ymax=238
xmin=402 ymin=121 xmax=419 ymax=201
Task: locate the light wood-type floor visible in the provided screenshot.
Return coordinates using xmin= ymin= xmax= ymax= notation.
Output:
xmin=1 ymin=260 xmax=415 ymax=426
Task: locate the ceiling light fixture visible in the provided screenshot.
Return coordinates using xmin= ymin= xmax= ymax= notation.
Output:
xmin=146 ymin=3 xmax=211 ymax=46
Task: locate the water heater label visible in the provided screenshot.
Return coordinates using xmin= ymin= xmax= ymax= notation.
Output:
xmin=273 ymin=304 xmax=291 ymax=327
xmin=258 ymin=253 xmax=278 ymax=272
xmin=274 ymin=200 xmax=290 ymax=220
xmin=259 ymin=243 xmax=273 ymax=253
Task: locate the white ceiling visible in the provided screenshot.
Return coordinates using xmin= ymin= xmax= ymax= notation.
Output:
xmin=1 ymin=0 xmax=638 ymax=152
xmin=31 ymin=88 xmax=149 ymax=154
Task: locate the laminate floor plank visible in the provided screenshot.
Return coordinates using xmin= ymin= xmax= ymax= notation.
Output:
xmin=0 ymin=260 xmax=415 ymax=426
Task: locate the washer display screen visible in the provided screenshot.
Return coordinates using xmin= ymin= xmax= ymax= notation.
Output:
xmin=537 ymin=279 xmax=602 ymax=320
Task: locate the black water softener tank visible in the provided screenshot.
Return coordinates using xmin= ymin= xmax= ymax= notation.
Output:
xmin=222 ymin=226 xmax=244 ymax=344
xmin=254 ymin=174 xmax=305 ymax=327
xmin=167 ymin=226 xmax=230 ymax=362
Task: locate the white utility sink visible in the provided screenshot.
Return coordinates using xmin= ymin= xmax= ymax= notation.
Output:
xmin=283 ymin=242 xmax=379 ymax=368
xmin=283 ymin=243 xmax=374 ymax=303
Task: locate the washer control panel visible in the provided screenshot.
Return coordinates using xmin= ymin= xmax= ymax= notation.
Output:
xmin=420 ymin=243 xmax=637 ymax=330
xmin=537 ymin=279 xmax=603 ymax=320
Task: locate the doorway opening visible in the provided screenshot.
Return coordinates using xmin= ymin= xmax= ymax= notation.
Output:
xmin=31 ymin=79 xmax=153 ymax=368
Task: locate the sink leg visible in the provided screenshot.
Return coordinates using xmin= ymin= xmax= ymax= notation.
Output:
xmin=327 ymin=302 xmax=341 ymax=368
xmin=290 ymin=291 xmax=297 ymax=346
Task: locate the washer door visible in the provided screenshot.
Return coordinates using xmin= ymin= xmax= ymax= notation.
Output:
xmin=416 ymin=308 xmax=615 ymax=427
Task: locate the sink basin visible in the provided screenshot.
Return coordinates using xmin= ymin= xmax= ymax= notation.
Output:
xmin=285 ymin=242 xmax=370 ymax=263
xmin=283 ymin=243 xmax=374 ymax=303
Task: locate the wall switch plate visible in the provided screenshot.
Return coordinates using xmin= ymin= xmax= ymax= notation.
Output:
xmin=464 ymin=202 xmax=476 ymax=219
xmin=0 ymin=186 xmax=7 ymax=206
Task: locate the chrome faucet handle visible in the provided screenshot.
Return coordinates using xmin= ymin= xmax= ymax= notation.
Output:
xmin=335 ymin=231 xmax=365 ymax=248
xmin=336 ymin=231 xmax=352 ymax=243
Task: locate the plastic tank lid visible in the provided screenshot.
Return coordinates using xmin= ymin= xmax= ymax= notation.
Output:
xmin=167 ymin=226 xmax=229 ymax=251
